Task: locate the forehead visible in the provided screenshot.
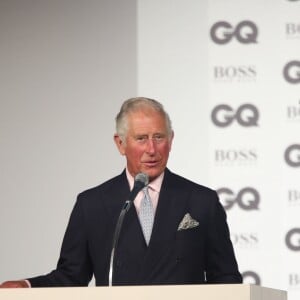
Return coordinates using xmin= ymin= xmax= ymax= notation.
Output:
xmin=127 ymin=109 xmax=167 ymax=133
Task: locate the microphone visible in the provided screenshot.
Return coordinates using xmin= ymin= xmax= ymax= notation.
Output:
xmin=128 ymin=173 xmax=149 ymax=202
xmin=108 ymin=172 xmax=149 ymax=286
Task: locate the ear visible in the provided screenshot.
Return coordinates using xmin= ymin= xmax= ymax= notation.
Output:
xmin=114 ymin=134 xmax=126 ymax=155
xmin=168 ymin=130 xmax=174 ymax=151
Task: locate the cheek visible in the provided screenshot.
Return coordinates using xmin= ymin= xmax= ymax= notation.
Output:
xmin=160 ymin=144 xmax=172 ymax=157
xmin=126 ymin=147 xmax=144 ymax=160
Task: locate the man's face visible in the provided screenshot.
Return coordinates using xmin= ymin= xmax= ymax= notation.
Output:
xmin=114 ymin=108 xmax=173 ymax=181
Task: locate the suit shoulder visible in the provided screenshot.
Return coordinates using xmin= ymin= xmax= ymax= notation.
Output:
xmin=77 ymin=172 xmax=126 ymax=201
xmin=167 ymin=171 xmax=222 ymax=214
xmin=167 ymin=170 xmax=216 ymax=195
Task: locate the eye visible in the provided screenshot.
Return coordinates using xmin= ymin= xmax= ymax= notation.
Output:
xmin=135 ymin=135 xmax=148 ymax=143
xmin=153 ymin=134 xmax=166 ymax=142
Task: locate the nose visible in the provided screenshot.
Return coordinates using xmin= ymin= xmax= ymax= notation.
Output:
xmin=145 ymin=138 xmax=156 ymax=154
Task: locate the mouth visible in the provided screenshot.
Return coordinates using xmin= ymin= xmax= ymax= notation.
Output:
xmin=143 ymin=161 xmax=159 ymax=168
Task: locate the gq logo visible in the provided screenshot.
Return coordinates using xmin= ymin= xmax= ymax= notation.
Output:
xmin=242 ymin=271 xmax=261 ymax=285
xmin=217 ymin=187 xmax=260 ymax=211
xmin=285 ymin=228 xmax=300 ymax=251
xmin=284 ymin=144 xmax=300 ymax=167
xmin=210 ymin=20 xmax=258 ymax=44
xmin=211 ymin=104 xmax=259 ymax=127
xmin=283 ymin=61 xmax=300 ymax=84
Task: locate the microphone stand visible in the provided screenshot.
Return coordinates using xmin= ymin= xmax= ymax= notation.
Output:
xmin=108 ymin=200 xmax=133 ymax=286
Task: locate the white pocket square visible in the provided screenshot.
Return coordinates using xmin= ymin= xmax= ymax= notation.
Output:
xmin=177 ymin=213 xmax=199 ymax=231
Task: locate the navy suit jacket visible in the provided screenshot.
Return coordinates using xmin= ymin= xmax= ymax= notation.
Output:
xmin=29 ymin=169 xmax=242 ymax=286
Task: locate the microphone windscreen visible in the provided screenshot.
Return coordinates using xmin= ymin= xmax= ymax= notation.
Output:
xmin=134 ymin=173 xmax=149 ymax=186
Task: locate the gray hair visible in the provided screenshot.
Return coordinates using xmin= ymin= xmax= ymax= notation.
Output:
xmin=115 ymin=97 xmax=173 ymax=141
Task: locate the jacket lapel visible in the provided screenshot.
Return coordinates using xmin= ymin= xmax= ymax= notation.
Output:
xmin=102 ymin=171 xmax=147 ymax=284
xmin=102 ymin=170 xmax=146 ymax=246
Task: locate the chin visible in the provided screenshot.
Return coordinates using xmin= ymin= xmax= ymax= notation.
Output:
xmin=145 ymin=170 xmax=163 ymax=181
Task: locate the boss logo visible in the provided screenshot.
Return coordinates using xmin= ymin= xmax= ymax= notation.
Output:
xmin=211 ymin=104 xmax=259 ymax=127
xmin=289 ymin=274 xmax=300 ymax=287
xmin=242 ymin=271 xmax=261 ymax=285
xmin=286 ymin=23 xmax=300 ymax=37
xmin=210 ymin=20 xmax=258 ymax=45
xmin=285 ymin=228 xmax=300 ymax=251
xmin=288 ymin=190 xmax=300 ymax=204
xmin=213 ymin=65 xmax=257 ymax=80
xmin=287 ymin=106 xmax=300 ymax=120
xmin=217 ymin=187 xmax=260 ymax=211
xmin=283 ymin=61 xmax=300 ymax=84
xmin=231 ymin=233 xmax=259 ymax=248
xmin=215 ymin=149 xmax=257 ymax=163
xmin=284 ymin=144 xmax=300 ymax=167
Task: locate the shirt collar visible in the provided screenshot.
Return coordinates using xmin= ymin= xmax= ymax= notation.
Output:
xmin=126 ymin=168 xmax=164 ymax=193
